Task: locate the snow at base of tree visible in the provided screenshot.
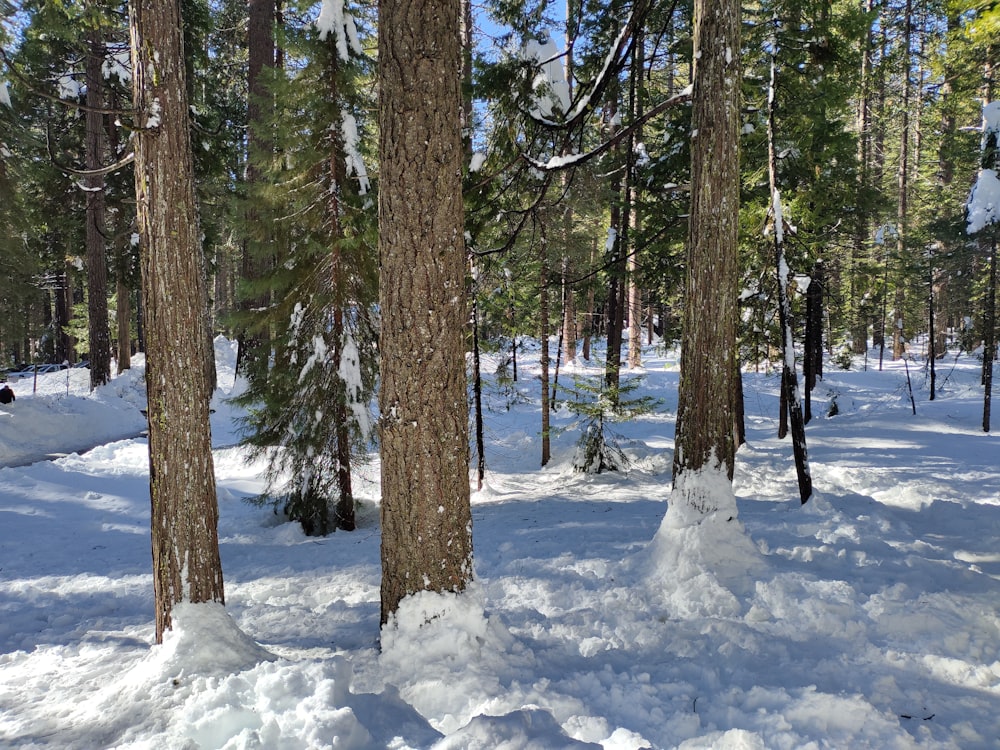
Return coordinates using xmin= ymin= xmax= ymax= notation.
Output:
xmin=2 ymin=337 xmax=1000 ymax=747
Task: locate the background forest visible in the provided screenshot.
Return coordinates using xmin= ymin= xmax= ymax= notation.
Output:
xmin=0 ymin=0 xmax=997 ymax=525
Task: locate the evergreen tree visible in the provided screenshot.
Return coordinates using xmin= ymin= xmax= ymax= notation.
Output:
xmin=671 ymin=0 xmax=741 ymax=517
xmin=129 ymin=0 xmax=224 ymax=642
xmin=379 ymin=0 xmax=474 ymax=625
xmin=235 ymin=0 xmax=377 ymax=536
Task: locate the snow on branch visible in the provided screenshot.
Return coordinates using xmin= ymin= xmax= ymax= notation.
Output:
xmin=316 ymin=0 xmax=363 ymax=62
xmin=522 ymin=0 xmax=654 ymax=131
xmin=521 ymin=85 xmax=692 ymax=172
xmin=967 ymin=101 xmax=1000 ymax=235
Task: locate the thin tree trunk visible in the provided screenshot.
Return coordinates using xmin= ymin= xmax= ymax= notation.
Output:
xmin=766 ymin=25 xmax=812 ymax=503
xmin=626 ymin=28 xmax=644 ymax=370
xmin=582 ymin=238 xmax=596 ymax=361
xmin=327 ymin=42 xmax=359 ymax=532
xmin=117 ymin=277 xmax=132 ymax=372
xmin=985 ymin=240 xmax=997 ymax=432
xmin=472 ymin=291 xmax=486 ymax=490
xmin=892 ymin=0 xmax=913 ymax=362
xmin=85 ymin=34 xmax=111 ymax=388
xmin=237 ymin=0 xmax=277 ymax=376
xmin=561 ymin=256 xmax=577 ymax=366
xmin=539 ymin=222 xmax=551 ymax=467
xmin=851 ymin=0 xmax=874 ymax=355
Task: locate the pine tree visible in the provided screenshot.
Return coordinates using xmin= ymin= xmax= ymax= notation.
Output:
xmin=129 ymin=0 xmax=224 ymax=642
xmin=671 ymin=0 xmax=741 ymax=516
xmin=379 ymin=0 xmax=474 ymax=625
xmin=235 ymin=3 xmax=377 ymax=536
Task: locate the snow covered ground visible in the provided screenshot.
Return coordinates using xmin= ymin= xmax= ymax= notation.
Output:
xmin=1 ymin=337 xmax=999 ymax=749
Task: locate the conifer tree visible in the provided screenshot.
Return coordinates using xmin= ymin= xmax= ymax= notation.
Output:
xmin=235 ymin=2 xmax=377 ymax=536
xmin=379 ymin=0 xmax=474 ymax=624
xmin=129 ymin=0 xmax=224 ymax=642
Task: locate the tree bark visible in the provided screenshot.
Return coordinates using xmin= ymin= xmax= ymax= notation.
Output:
xmin=237 ymin=0 xmax=277 ymax=377
xmin=539 ymin=224 xmax=551 ymax=466
xmin=892 ymin=0 xmax=913 ymax=361
xmin=85 ymin=34 xmax=111 ymax=388
xmin=378 ymin=0 xmax=473 ymax=625
xmin=672 ymin=0 xmax=741 ymax=511
xmin=129 ymin=0 xmax=225 ymax=643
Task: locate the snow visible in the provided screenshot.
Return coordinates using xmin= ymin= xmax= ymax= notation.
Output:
xmin=966 ymin=169 xmax=999 ymax=234
xmin=316 ymin=0 xmax=362 ymax=62
xmin=522 ymin=33 xmax=571 ymax=120
xmin=968 ymin=101 xmax=1000 ymax=234
xmin=2 ymin=336 xmax=1000 ymax=748
xmin=57 ymin=74 xmax=81 ymax=100
xmin=341 ymin=110 xmax=370 ymax=196
xmin=145 ymin=97 xmax=162 ymax=129
xmin=469 ymin=151 xmax=487 ymax=173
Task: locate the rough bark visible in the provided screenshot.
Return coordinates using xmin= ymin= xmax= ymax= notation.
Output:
xmin=672 ymin=0 xmax=741 ymax=509
xmin=378 ymin=0 xmax=473 ymax=625
xmin=129 ymin=0 xmax=224 ymax=643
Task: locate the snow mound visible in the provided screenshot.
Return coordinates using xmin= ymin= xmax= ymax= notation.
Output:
xmin=380 ymin=585 xmax=521 ymax=734
xmin=432 ymin=707 xmax=602 ymax=749
xmin=141 ymin=602 xmax=277 ymax=681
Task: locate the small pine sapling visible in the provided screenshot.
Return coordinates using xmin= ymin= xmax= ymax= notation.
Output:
xmin=562 ymin=374 xmax=656 ymax=474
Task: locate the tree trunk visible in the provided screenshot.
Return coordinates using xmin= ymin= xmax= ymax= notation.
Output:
xmin=582 ymin=238 xmax=596 ymax=361
xmin=803 ymin=262 xmax=823 ymax=422
xmin=892 ymin=0 xmax=913 ymax=362
xmin=327 ymin=50 xmax=356 ymax=533
xmin=766 ymin=21 xmax=811 ymax=503
xmin=331 ymin=306 xmax=355 ymax=530
xmin=472 ymin=291 xmax=486 ymax=490
xmin=627 ymin=29 xmax=644 ymax=370
xmin=117 ymin=278 xmax=132 ymax=372
xmin=129 ymin=0 xmax=225 ymax=644
xmin=561 ymin=256 xmax=577 ymax=366
xmin=237 ymin=0 xmax=277 ymax=377
xmin=378 ymin=0 xmax=473 ymax=625
xmin=672 ymin=0 xmax=741 ymax=513
xmin=85 ymin=34 xmax=111 ymax=389
xmin=851 ymin=0 xmax=874 ymax=355
xmin=539 ymin=225 xmax=551 ymax=466
xmin=984 ymin=238 xmax=997 ymax=432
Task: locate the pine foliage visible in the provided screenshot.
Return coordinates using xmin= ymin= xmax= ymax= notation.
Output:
xmin=234 ymin=6 xmax=377 ymax=536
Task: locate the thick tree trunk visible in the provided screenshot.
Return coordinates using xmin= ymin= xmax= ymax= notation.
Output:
xmin=85 ymin=35 xmax=111 ymax=389
xmin=672 ymin=0 xmax=741 ymax=513
xmin=378 ymin=0 xmax=473 ymax=625
xmin=129 ymin=0 xmax=224 ymax=643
